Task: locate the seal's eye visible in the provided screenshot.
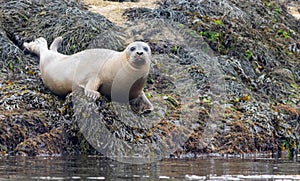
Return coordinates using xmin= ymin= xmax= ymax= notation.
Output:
xmin=130 ymin=47 xmax=136 ymax=51
xmin=143 ymin=47 xmax=149 ymax=52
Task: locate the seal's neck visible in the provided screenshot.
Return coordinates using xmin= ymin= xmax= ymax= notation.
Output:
xmin=117 ymin=52 xmax=148 ymax=79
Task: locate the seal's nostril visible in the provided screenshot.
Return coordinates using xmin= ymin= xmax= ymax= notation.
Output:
xmin=137 ymin=52 xmax=143 ymax=56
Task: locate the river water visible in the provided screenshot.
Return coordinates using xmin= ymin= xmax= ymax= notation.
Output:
xmin=0 ymin=156 xmax=299 ymax=180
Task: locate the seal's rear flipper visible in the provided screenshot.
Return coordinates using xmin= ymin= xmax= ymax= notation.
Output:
xmin=50 ymin=36 xmax=63 ymax=52
xmin=23 ymin=37 xmax=48 ymax=56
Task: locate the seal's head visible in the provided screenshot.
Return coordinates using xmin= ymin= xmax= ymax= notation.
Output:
xmin=125 ymin=41 xmax=152 ymax=67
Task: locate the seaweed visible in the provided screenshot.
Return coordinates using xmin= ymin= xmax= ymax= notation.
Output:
xmin=124 ymin=0 xmax=300 ymax=155
xmin=0 ymin=0 xmax=299 ymax=158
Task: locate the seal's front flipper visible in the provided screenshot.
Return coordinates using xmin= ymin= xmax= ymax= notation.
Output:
xmin=140 ymin=92 xmax=154 ymax=114
xmin=84 ymin=88 xmax=100 ymax=100
xmin=130 ymin=92 xmax=153 ymax=114
xmin=50 ymin=36 xmax=62 ymax=52
xmin=81 ymin=78 xmax=102 ymax=100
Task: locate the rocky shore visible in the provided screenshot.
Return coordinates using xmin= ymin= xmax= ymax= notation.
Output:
xmin=0 ymin=0 xmax=299 ymax=158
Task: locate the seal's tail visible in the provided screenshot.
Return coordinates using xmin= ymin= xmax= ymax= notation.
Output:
xmin=23 ymin=37 xmax=48 ymax=56
xmin=50 ymin=36 xmax=63 ymax=52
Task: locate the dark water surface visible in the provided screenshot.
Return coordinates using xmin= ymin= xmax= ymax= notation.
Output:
xmin=0 ymin=156 xmax=299 ymax=180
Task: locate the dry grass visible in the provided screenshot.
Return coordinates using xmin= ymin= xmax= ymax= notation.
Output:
xmin=83 ymin=0 xmax=158 ymax=24
xmin=288 ymin=4 xmax=300 ymax=19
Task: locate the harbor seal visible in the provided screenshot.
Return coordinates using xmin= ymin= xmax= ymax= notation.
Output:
xmin=23 ymin=37 xmax=154 ymax=114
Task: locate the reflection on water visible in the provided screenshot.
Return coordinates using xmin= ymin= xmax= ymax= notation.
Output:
xmin=0 ymin=156 xmax=299 ymax=180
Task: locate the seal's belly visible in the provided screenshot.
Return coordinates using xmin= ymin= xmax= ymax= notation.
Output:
xmin=41 ymin=63 xmax=73 ymax=96
xmin=42 ymin=75 xmax=72 ymax=96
